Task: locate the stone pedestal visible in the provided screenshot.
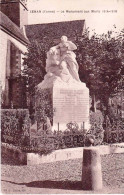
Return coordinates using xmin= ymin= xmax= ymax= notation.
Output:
xmin=36 ymin=81 xmax=90 ymax=131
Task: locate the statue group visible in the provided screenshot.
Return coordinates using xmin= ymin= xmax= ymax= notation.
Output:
xmin=40 ymin=36 xmax=81 ymax=88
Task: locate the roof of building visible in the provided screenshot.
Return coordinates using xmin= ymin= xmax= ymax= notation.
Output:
xmin=25 ymin=20 xmax=85 ymax=42
xmin=0 ymin=11 xmax=29 ymax=45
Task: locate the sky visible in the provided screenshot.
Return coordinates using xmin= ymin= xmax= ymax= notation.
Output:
xmin=27 ymin=0 xmax=124 ymax=35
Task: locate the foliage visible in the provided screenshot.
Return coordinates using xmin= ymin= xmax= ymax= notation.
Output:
xmin=22 ymin=39 xmax=54 ymax=95
xmin=30 ymin=112 xmax=123 ymax=152
xmin=88 ymin=110 xmax=104 ymax=145
xmin=75 ymin=28 xmax=124 ymax=113
xmin=1 ymin=109 xmax=31 ymax=146
xmin=22 ymin=38 xmax=55 ymax=119
xmin=90 ymin=110 xmax=104 ymax=131
xmin=29 ymin=120 xmax=105 ymax=152
xmin=30 ymin=128 xmax=86 ymax=151
xmin=35 ymin=88 xmax=53 ymax=126
xmin=103 ymin=115 xmax=124 ymax=143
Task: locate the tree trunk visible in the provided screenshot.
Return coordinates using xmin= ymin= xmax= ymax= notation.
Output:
xmin=92 ymin=94 xmax=96 ymax=112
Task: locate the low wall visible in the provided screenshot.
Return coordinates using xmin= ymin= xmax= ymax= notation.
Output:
xmin=1 ymin=143 xmax=27 ymax=165
xmin=27 ymin=143 xmax=124 ymax=165
xmin=2 ymin=143 xmax=124 ymax=165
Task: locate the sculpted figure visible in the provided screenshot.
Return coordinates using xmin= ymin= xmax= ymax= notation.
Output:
xmin=39 ymin=35 xmax=81 ymax=88
xmin=46 ymin=36 xmax=80 ymax=82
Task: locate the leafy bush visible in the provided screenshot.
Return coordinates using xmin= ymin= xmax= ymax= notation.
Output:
xmin=35 ymin=88 xmax=53 ymax=127
xmin=29 ymin=119 xmax=105 ymax=152
xmin=103 ymin=116 xmax=124 ymax=143
xmin=1 ymin=109 xmax=31 ymax=146
xmin=89 ymin=110 xmax=104 ymax=145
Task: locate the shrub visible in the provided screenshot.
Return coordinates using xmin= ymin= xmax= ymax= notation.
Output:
xmin=89 ymin=110 xmax=104 ymax=145
xmin=1 ymin=109 xmax=31 ymax=146
xmin=103 ymin=117 xmax=124 ymax=143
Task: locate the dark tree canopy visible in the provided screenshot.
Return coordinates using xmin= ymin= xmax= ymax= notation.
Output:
xmin=75 ymin=29 xmax=124 ymax=111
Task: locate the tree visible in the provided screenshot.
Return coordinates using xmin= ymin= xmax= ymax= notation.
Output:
xmin=23 ymin=38 xmax=54 ymax=95
xmin=22 ymin=38 xmax=54 ymax=120
xmin=75 ymin=28 xmax=124 ymax=114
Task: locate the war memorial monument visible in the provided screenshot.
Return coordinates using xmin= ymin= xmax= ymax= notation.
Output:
xmin=35 ymin=36 xmax=90 ymax=131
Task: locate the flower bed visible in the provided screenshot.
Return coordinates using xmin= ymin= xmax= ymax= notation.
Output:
xmin=29 ymin=120 xmax=104 ymax=153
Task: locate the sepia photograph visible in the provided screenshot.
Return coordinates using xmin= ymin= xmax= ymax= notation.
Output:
xmin=0 ymin=0 xmax=124 ymax=194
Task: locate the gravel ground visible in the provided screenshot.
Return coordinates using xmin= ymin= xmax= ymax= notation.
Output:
xmin=1 ymin=152 xmax=124 ymax=194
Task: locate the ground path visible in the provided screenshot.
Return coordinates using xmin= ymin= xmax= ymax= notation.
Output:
xmin=1 ymin=152 xmax=124 ymax=194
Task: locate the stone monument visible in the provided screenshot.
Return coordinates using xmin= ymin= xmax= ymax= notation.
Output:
xmin=36 ymin=36 xmax=90 ymax=131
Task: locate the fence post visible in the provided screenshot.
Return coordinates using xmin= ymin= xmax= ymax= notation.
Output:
xmin=82 ymin=147 xmax=103 ymax=191
xmin=58 ymin=122 xmax=59 ymax=131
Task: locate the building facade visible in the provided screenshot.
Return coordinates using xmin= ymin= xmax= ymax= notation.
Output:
xmin=0 ymin=0 xmax=28 ymax=28
xmin=0 ymin=0 xmax=29 ymax=108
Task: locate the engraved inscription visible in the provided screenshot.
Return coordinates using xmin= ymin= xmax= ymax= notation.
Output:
xmin=53 ymin=88 xmax=89 ymax=123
